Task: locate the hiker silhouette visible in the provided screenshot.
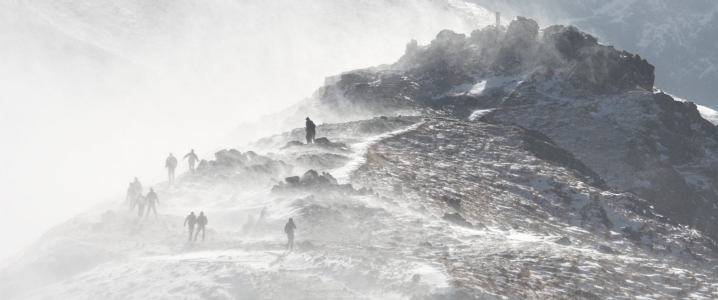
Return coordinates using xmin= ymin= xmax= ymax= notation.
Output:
xmin=183 ymin=149 xmax=200 ymax=172
xmin=145 ymin=188 xmax=160 ymax=219
xmin=194 ymin=212 xmax=208 ymax=242
xmin=184 ymin=212 xmax=197 ymax=242
xmin=284 ymin=218 xmax=297 ymax=251
xmin=166 ymin=153 xmax=178 ymax=183
xmin=305 ymin=118 xmax=316 ymax=144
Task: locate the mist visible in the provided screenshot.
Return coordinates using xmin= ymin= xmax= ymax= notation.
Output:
xmin=0 ymin=0 xmax=497 ymax=261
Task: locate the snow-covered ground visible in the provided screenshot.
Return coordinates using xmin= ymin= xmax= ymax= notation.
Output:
xmin=330 ymin=121 xmax=424 ymax=184
xmin=353 ymin=118 xmax=718 ymax=298
xmin=2 ymin=117 xmax=718 ymax=299
xmin=697 ymin=105 xmax=718 ymax=125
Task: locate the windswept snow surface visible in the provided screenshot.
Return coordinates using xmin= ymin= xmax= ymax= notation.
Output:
xmin=331 ymin=122 xmax=424 ymax=184
xmin=697 ymin=105 xmax=718 ymax=125
xmin=449 ymin=77 xmax=520 ymax=97
xmin=468 ymin=109 xmax=493 ymax=121
xmin=352 ymin=118 xmax=718 ymax=299
xmin=2 ymin=118 xmax=718 ymax=299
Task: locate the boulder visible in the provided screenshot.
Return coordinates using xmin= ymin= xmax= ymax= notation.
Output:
xmin=412 ymin=274 xmax=421 ymax=284
xmin=297 ymin=240 xmax=316 ymax=250
xmin=598 ymin=245 xmax=617 ymax=254
xmin=196 ymin=159 xmax=209 ymax=172
xmin=314 ymin=137 xmax=330 ymax=144
xmin=542 ymin=25 xmax=598 ymax=60
xmin=299 ymin=170 xmax=330 ymax=186
xmin=493 ymin=16 xmax=540 ymax=71
xmin=442 ymin=213 xmax=472 ymax=227
xmin=430 ymin=30 xmax=467 ymax=53
xmin=321 ymin=172 xmax=338 ymax=185
xmin=214 ymin=149 xmax=246 ymax=166
xmin=541 ymin=24 xmax=654 ymax=92
xmin=554 ymin=237 xmax=572 ymax=246
xmin=285 ymin=176 xmax=300 ymax=184
xmin=441 ymin=195 xmax=461 ymax=211
xmin=272 ymin=170 xmax=369 ymax=196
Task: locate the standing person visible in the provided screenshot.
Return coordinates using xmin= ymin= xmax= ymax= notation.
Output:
xmin=125 ymin=182 xmax=136 ymax=208
xmin=184 ymin=212 xmax=197 ymax=242
xmin=194 ymin=212 xmax=208 ymax=242
xmin=165 ymin=153 xmax=178 ymax=184
xmin=131 ymin=177 xmax=142 ymax=194
xmin=183 ymin=149 xmax=200 ymax=172
xmin=134 ymin=193 xmax=146 ymax=217
xmin=284 ymin=218 xmax=297 ymax=251
xmin=305 ymin=117 xmax=316 ymax=144
xmin=145 ymin=188 xmax=160 ymax=219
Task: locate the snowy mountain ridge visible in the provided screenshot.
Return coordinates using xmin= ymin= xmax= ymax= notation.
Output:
xmin=289 ymin=16 xmax=718 ymax=245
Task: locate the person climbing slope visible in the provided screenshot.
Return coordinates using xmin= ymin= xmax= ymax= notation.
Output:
xmin=305 ymin=117 xmax=316 ymax=144
xmin=145 ymin=188 xmax=160 ymax=219
xmin=166 ymin=153 xmax=178 ymax=184
xmin=194 ymin=211 xmax=208 ymax=242
xmin=134 ymin=193 xmax=146 ymax=217
xmin=183 ymin=149 xmax=200 ymax=172
xmin=184 ymin=211 xmax=197 ymax=242
xmin=284 ymin=218 xmax=297 ymax=251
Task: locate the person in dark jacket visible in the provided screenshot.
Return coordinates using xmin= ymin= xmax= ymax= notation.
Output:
xmin=305 ymin=118 xmax=316 ymax=144
xmin=131 ymin=177 xmax=142 ymax=194
xmin=134 ymin=193 xmax=146 ymax=217
xmin=184 ymin=212 xmax=197 ymax=242
xmin=183 ymin=150 xmax=200 ymax=172
xmin=125 ymin=182 xmax=136 ymax=208
xmin=284 ymin=218 xmax=297 ymax=251
xmin=166 ymin=153 xmax=178 ymax=184
xmin=194 ymin=211 xmax=208 ymax=242
xmin=145 ymin=188 xmax=160 ymax=219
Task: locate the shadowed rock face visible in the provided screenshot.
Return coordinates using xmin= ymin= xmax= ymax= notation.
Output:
xmin=542 ymin=25 xmax=654 ymax=92
xmin=515 ymin=126 xmax=609 ymax=191
xmin=492 ymin=16 xmax=540 ymax=72
xmin=486 ymin=88 xmax=718 ymax=240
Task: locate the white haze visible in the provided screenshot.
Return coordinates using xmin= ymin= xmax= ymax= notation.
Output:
xmin=0 ymin=0 xmax=496 ymax=261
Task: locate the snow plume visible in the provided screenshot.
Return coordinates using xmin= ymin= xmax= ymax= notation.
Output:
xmin=0 ymin=0 xmax=499 ymax=261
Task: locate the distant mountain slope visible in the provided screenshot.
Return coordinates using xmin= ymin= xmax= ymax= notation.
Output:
xmin=463 ymin=0 xmax=718 ymax=108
